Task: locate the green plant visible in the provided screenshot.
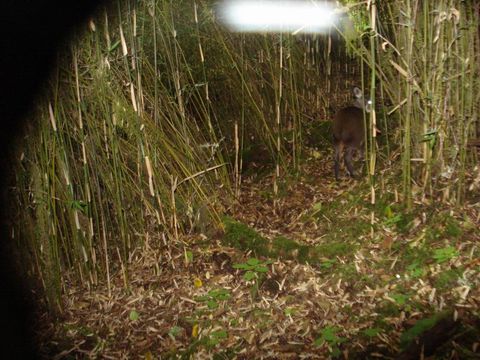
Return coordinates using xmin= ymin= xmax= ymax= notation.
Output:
xmin=314 ymin=326 xmax=346 ymax=358
xmin=309 ymin=202 xmax=323 ymax=219
xmin=233 ymin=258 xmax=271 ymax=281
xmin=433 ymin=246 xmax=459 ymax=264
xmin=444 ymin=218 xmax=462 ymax=238
xmin=390 ymin=293 xmax=409 ymax=306
xmin=284 ymin=307 xmax=296 ymax=316
xmin=233 ymin=258 xmax=272 ymax=299
xmin=382 ymin=205 xmax=405 ymax=228
xmin=185 ymin=250 xmax=194 ymax=264
xmin=69 ymin=199 xmax=88 ymax=213
xmin=195 ymin=288 xmax=231 ymax=310
xmin=179 ymin=327 xmax=230 ymax=356
xmin=320 ymin=259 xmax=336 ymax=270
xmin=383 ymin=213 xmax=403 ymax=227
xmin=361 ymin=327 xmax=382 ymax=338
xmin=129 ymin=310 xmax=139 ymax=321
xmin=407 ymin=262 xmax=426 ymax=278
xmin=435 ymin=269 xmax=461 ymax=290
xmin=420 ymin=129 xmax=438 ymax=150
xmin=168 ymin=325 xmax=183 ymax=340
xmin=395 ymin=212 xmax=415 ymax=234
xmin=204 ymin=329 xmax=228 ymax=348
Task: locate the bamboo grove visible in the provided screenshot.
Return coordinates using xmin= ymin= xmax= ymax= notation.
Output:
xmin=9 ymin=0 xmax=480 ymax=307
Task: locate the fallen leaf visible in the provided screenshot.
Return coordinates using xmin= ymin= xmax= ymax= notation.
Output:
xmin=194 ymin=277 xmax=203 ymax=288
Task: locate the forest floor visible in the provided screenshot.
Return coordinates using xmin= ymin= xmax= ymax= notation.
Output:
xmin=37 ymin=152 xmax=480 ymax=359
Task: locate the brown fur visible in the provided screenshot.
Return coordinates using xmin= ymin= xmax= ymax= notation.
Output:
xmin=333 ymin=88 xmax=369 ymax=180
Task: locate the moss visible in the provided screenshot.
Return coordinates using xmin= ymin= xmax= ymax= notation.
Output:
xmin=377 ymin=301 xmax=400 ymax=318
xmin=394 ymin=246 xmax=430 ymax=272
xmin=314 ymin=242 xmax=355 ymax=258
xmin=222 ymin=218 xmax=313 ymax=262
xmin=345 ymin=220 xmax=371 ymax=238
xmin=435 ymin=268 xmax=462 ymax=290
xmin=270 ymin=236 xmax=322 ymax=264
xmin=425 ymin=226 xmax=443 ymax=242
xmin=256 ymin=238 xmax=355 ymax=268
xmin=395 ymin=211 xmax=416 ymax=234
xmin=298 ymin=245 xmax=313 ymax=263
xmin=337 ymin=263 xmax=356 ymax=279
xmin=272 ymin=236 xmax=300 ymax=255
xmin=423 ymin=213 xmax=463 ymax=243
xmin=223 ymin=216 xmax=361 ymax=266
xmin=444 ymin=216 xmax=462 ymax=239
xmin=358 ymin=275 xmax=378 ymax=289
xmin=221 ymin=216 xmax=270 ymax=257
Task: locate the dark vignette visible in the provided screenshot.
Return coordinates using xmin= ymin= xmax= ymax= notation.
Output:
xmin=0 ymin=1 xmax=109 ymax=357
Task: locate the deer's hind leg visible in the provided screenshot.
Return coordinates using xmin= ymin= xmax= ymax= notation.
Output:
xmin=334 ymin=139 xmax=343 ymax=181
xmin=344 ymin=146 xmax=356 ymax=178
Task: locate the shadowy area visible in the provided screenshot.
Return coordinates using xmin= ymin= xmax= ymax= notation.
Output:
xmin=0 ymin=0 xmax=107 ymax=357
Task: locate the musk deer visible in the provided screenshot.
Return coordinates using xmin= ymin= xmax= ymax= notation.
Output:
xmin=333 ymin=86 xmax=372 ymax=180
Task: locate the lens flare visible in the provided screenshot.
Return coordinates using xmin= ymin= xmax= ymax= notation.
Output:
xmin=217 ymin=1 xmax=338 ymax=34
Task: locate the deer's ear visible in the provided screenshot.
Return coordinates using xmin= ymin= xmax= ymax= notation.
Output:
xmin=353 ymin=87 xmax=363 ymax=99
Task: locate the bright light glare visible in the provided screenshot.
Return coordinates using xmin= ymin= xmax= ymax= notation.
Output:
xmin=218 ymin=1 xmax=338 ymax=34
